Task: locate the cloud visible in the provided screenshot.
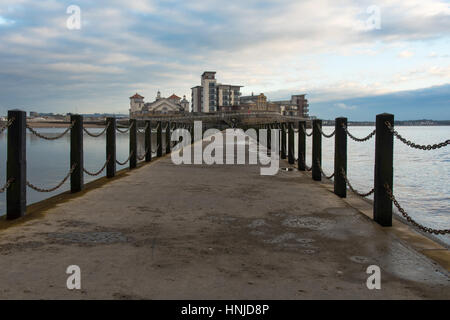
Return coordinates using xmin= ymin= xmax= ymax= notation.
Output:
xmin=398 ymin=50 xmax=414 ymax=58
xmin=0 ymin=0 xmax=449 ymax=115
xmin=335 ymin=103 xmax=358 ymax=110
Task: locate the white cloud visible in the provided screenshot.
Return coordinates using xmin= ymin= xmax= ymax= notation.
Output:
xmin=398 ymin=50 xmax=414 ymax=58
xmin=335 ymin=103 xmax=358 ymax=110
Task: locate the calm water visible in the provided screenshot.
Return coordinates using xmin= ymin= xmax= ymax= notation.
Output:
xmin=301 ymin=126 xmax=449 ymax=245
xmin=0 ymin=126 xmax=448 ymax=245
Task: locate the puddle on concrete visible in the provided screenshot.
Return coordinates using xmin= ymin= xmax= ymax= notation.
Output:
xmin=47 ymin=232 xmax=128 ymax=244
xmin=280 ymin=167 xmax=295 ymax=172
xmin=282 ymin=216 xmax=336 ymax=231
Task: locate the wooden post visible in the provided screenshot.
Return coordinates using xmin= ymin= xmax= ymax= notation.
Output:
xmin=106 ymin=117 xmax=116 ymax=178
xmin=165 ymin=121 xmax=171 ymax=154
xmin=145 ymin=120 xmax=152 ymax=162
xmin=129 ymin=119 xmax=137 ymax=169
xmin=6 ymin=110 xmax=26 ymax=220
xmin=190 ymin=123 xmax=194 ymax=144
xmin=298 ymin=120 xmax=306 ymax=171
xmin=288 ymin=122 xmax=295 ymax=165
xmin=157 ymin=121 xmax=162 ymax=157
xmin=281 ymin=122 xmax=287 ymax=159
xmin=70 ymin=114 xmax=83 ymax=192
xmin=266 ymin=123 xmax=271 ymax=155
xmin=334 ymin=117 xmax=347 ymax=197
xmin=312 ymin=119 xmax=322 ymax=181
xmin=374 ymin=113 xmax=394 ymax=227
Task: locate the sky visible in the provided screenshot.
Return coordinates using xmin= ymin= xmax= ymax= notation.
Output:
xmin=0 ymin=0 xmax=449 ymax=120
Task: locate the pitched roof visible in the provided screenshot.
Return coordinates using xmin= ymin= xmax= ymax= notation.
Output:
xmin=168 ymin=94 xmax=181 ymax=100
xmin=130 ymin=93 xmax=144 ymax=99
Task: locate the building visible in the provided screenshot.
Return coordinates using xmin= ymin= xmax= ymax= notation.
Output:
xmin=237 ymin=93 xmax=280 ymax=113
xmin=191 ymin=71 xmax=242 ymax=113
xmin=129 ymin=91 xmax=189 ymax=118
xmin=272 ymin=94 xmax=309 ymax=117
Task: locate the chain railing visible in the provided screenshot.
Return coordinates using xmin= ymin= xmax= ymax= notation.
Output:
xmin=0 ymin=117 xmax=14 ymax=134
xmin=317 ymin=124 xmax=335 ymax=138
xmin=385 ymin=121 xmax=449 ymax=150
xmin=341 ymin=168 xmax=374 ymax=197
xmin=27 ymin=164 xmax=76 ymax=193
xmin=83 ymin=156 xmax=110 ymax=176
xmin=116 ymin=124 xmax=131 ymax=134
xmin=26 ymin=121 xmax=75 ymax=140
xmin=342 ymin=124 xmax=376 ymax=142
xmin=137 ymin=122 xmax=150 ymax=134
xmin=137 ymin=148 xmax=150 ymax=161
xmin=384 ymin=183 xmax=449 ymax=235
xmin=300 ymin=124 xmax=313 ymax=137
xmin=316 ymin=160 xmax=334 ymax=179
xmin=83 ymin=123 xmax=109 ymax=138
xmin=0 ymin=179 xmax=14 ymax=193
xmin=116 ymin=151 xmax=134 ymax=166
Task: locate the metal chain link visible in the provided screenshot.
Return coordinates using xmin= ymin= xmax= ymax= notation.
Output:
xmin=137 ymin=147 xmax=150 ymax=161
xmin=384 ymin=183 xmax=449 ymax=235
xmin=83 ymin=122 xmax=109 ymax=138
xmin=316 ymin=124 xmax=336 ymax=138
xmin=27 ymin=164 xmax=76 ymax=192
xmin=385 ymin=121 xmax=449 ymax=150
xmin=0 ymin=117 xmax=14 ymax=134
xmin=152 ymin=144 xmax=160 ymax=153
xmin=26 ymin=121 xmax=75 ymax=140
xmin=116 ymin=151 xmax=134 ymax=165
xmin=0 ymin=178 xmax=14 ymax=193
xmin=83 ymin=156 xmax=110 ymax=176
xmin=116 ymin=123 xmax=133 ymax=134
xmin=317 ymin=160 xmax=334 ymax=179
xmin=342 ymin=124 xmax=376 ymax=142
xmin=341 ymin=168 xmax=374 ymax=197
xmin=300 ymin=124 xmax=313 ymax=137
xmin=137 ymin=122 xmax=150 ymax=134
xmin=297 ymin=156 xmax=312 ymax=171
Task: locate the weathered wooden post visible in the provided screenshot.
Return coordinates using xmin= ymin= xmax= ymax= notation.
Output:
xmin=281 ymin=122 xmax=287 ymax=159
xmin=106 ymin=117 xmax=116 ymax=178
xmin=129 ymin=119 xmax=137 ymax=169
xmin=165 ymin=121 xmax=171 ymax=154
xmin=190 ymin=123 xmax=194 ymax=144
xmin=298 ymin=120 xmax=306 ymax=171
xmin=266 ymin=123 xmax=271 ymax=155
xmin=145 ymin=120 xmax=152 ymax=162
xmin=312 ymin=119 xmax=322 ymax=181
xmin=6 ymin=110 xmax=26 ymax=220
xmin=334 ymin=117 xmax=347 ymax=197
xmin=288 ymin=122 xmax=295 ymax=165
xmin=157 ymin=121 xmax=162 ymax=157
xmin=374 ymin=113 xmax=394 ymax=227
xmin=70 ymin=114 xmax=83 ymax=192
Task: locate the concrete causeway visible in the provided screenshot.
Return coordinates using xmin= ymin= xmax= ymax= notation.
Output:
xmin=0 ymin=135 xmax=449 ymax=299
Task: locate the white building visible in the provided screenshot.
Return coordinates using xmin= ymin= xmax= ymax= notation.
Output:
xmin=129 ymin=91 xmax=189 ymax=118
xmin=191 ymin=71 xmax=242 ymax=113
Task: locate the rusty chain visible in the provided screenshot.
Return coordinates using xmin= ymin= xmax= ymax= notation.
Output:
xmin=385 ymin=121 xmax=449 ymax=150
xmin=297 ymin=156 xmax=312 ymax=171
xmin=137 ymin=122 xmax=150 ymax=134
xmin=27 ymin=164 xmax=76 ymax=192
xmin=0 ymin=178 xmax=14 ymax=193
xmin=342 ymin=124 xmax=376 ymax=142
xmin=384 ymin=183 xmax=449 ymax=235
xmin=26 ymin=121 xmax=75 ymax=140
xmin=316 ymin=124 xmax=336 ymax=138
xmin=83 ymin=122 xmax=109 ymax=138
xmin=116 ymin=151 xmax=134 ymax=165
xmin=316 ymin=160 xmax=334 ymax=179
xmin=0 ymin=117 xmax=14 ymax=134
xmin=341 ymin=168 xmax=374 ymax=197
xmin=83 ymin=156 xmax=110 ymax=176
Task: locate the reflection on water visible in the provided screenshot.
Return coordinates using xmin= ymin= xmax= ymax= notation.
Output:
xmin=0 ymin=126 xmax=448 ymax=244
